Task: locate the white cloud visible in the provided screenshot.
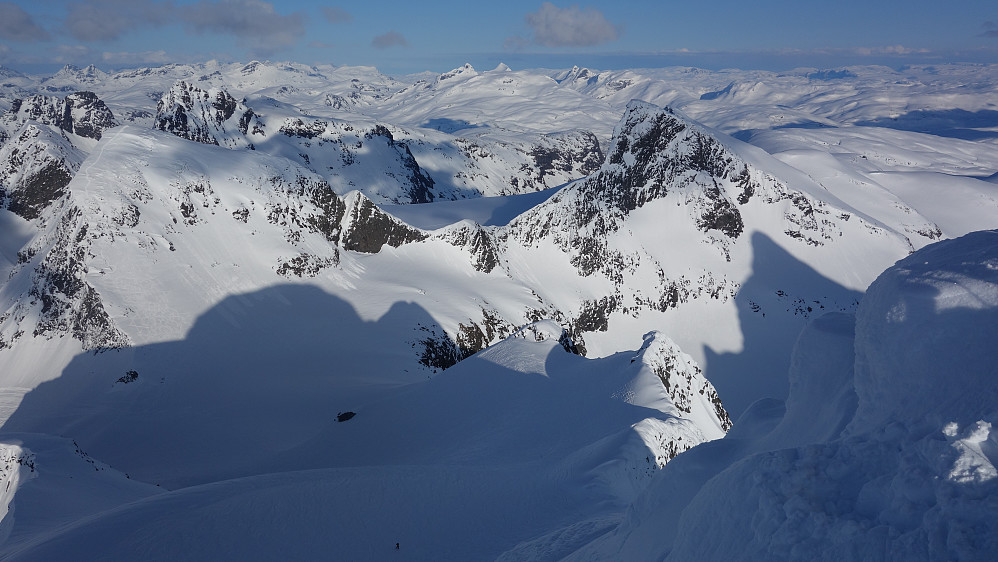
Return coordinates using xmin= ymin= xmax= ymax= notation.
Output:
xmin=65 ymin=0 xmax=173 ymax=42
xmin=52 ymin=44 xmax=97 ymax=64
xmin=854 ymin=45 xmax=930 ymax=56
xmin=182 ymin=0 xmax=305 ymax=57
xmin=371 ymin=31 xmax=407 ymax=49
xmin=0 ymin=2 xmax=50 ymax=41
xmin=523 ymin=2 xmax=620 ymax=48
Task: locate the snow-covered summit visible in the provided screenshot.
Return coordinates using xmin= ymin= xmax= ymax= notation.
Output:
xmin=42 ymin=64 xmax=108 ymax=88
xmin=154 ymin=81 xmax=256 ymax=148
xmin=3 ymin=91 xmax=117 ymax=141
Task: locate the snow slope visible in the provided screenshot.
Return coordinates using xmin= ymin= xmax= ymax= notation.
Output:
xmin=0 ymin=60 xmax=996 ymax=559
xmin=574 ymin=230 xmax=998 ymax=561
xmin=0 ymin=321 xmax=726 ymax=559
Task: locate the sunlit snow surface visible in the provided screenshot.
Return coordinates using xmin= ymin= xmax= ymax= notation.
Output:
xmin=0 ymin=61 xmax=997 ymax=559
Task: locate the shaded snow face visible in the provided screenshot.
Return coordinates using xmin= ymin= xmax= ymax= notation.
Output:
xmin=851 ymin=229 xmax=998 ymax=432
xmin=664 ymin=231 xmax=998 ymax=560
xmin=577 ymin=231 xmax=998 ymax=561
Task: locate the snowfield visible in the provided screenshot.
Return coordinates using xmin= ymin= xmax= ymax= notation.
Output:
xmin=0 ymin=60 xmax=997 ymax=560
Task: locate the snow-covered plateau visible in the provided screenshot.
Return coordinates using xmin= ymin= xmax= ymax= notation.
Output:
xmin=0 ymin=60 xmax=996 ymax=560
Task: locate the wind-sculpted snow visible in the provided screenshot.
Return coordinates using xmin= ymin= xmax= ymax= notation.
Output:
xmin=576 ymin=230 xmax=998 ymax=561
xmin=851 ymin=230 xmax=998 ymax=431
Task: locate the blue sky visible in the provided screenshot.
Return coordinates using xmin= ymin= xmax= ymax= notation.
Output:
xmin=2 ymin=0 xmax=998 ymax=74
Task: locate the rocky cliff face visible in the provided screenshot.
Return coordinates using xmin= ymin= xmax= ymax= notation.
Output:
xmin=0 ymin=125 xmax=436 ymax=353
xmin=3 ymin=91 xmax=117 ymax=140
xmin=0 ymin=124 xmax=83 ymax=221
xmin=634 ymin=332 xmax=731 ymax=434
xmin=0 ymin=91 xmax=117 ymax=222
xmin=154 ymin=81 xmax=257 ymax=148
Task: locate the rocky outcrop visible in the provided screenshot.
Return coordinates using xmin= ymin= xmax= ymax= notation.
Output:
xmin=635 ymin=332 xmax=731 ymax=432
xmin=3 ymin=206 xmax=130 ymax=351
xmin=154 ymin=81 xmax=258 ymax=148
xmin=362 ymin=125 xmax=436 ymax=204
xmin=2 ymin=91 xmax=117 ymax=140
xmin=441 ymin=223 xmax=501 ymax=273
xmin=0 ymin=123 xmax=85 ymax=221
xmin=339 ymin=192 xmax=426 ymax=253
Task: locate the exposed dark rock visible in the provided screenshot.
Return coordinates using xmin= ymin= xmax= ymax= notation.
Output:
xmin=640 ymin=334 xmax=732 ymax=432
xmin=340 ymin=195 xmax=426 ymax=253
xmin=573 ymin=296 xmax=619 ymax=333
xmin=154 ymin=81 xmax=248 ymax=146
xmin=116 ymin=370 xmax=139 ymax=384
xmin=27 ymin=207 xmax=130 ymax=351
xmin=6 ymin=160 xmax=73 ymax=220
xmin=276 ymin=252 xmax=338 ymax=277
xmin=530 ymin=130 xmax=603 ymax=183
xmin=2 ymin=91 xmax=117 ymax=140
xmin=444 ymin=224 xmax=501 ymax=273
xmin=696 ymin=181 xmax=744 ymax=239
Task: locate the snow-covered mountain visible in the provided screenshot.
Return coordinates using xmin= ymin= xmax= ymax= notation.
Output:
xmin=574 ymin=229 xmax=998 ymax=561
xmin=0 ymin=60 xmax=996 ymax=559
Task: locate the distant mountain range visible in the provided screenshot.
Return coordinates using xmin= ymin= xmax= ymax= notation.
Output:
xmin=0 ymin=60 xmax=996 ymax=560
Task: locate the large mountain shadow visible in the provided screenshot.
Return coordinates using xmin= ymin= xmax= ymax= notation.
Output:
xmin=856 ymin=108 xmax=998 ymax=141
xmin=1 ymin=284 xmax=448 ymax=488
xmin=703 ymin=231 xmax=864 ymax=417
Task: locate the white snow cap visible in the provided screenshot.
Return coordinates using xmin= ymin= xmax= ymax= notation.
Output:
xmin=852 ymin=229 xmax=998 ymax=430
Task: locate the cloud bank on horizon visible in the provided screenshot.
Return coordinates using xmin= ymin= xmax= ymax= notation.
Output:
xmin=0 ymin=0 xmax=996 ymax=74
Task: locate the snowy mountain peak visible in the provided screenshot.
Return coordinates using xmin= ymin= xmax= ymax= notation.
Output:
xmin=3 ymin=91 xmax=117 ymax=140
xmin=0 ymin=123 xmax=83 ymax=221
xmin=46 ymin=64 xmax=108 ymax=85
xmin=0 ymin=66 xmax=26 ymax=79
xmin=633 ymin=331 xmax=732 ymax=434
xmin=154 ymin=81 xmax=254 ymax=148
xmin=438 ymin=63 xmax=477 ymax=82
xmin=556 ymin=65 xmax=598 ymax=85
xmin=339 ymin=190 xmax=427 ymax=252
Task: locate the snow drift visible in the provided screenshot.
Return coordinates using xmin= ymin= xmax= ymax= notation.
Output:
xmin=576 ymin=229 xmax=998 ymax=561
